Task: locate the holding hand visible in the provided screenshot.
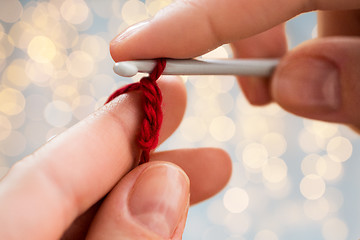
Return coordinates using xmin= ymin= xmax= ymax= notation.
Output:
xmin=110 ymin=0 xmax=360 ymax=131
xmin=0 ymin=77 xmax=231 ymax=239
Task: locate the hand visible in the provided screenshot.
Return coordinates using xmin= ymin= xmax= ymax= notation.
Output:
xmin=109 ymin=0 xmax=360 ymax=132
xmin=0 ymin=77 xmax=231 ymax=239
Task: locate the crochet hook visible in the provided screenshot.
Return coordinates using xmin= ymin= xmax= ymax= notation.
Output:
xmin=113 ymin=58 xmax=279 ymax=77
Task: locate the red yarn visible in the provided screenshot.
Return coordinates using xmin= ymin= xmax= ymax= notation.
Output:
xmin=105 ymin=59 xmax=166 ymax=165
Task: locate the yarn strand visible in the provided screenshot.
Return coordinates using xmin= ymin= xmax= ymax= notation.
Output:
xmin=105 ymin=59 xmax=166 ymax=165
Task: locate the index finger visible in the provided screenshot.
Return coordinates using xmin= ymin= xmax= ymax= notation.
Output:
xmin=110 ymin=0 xmax=360 ymax=61
xmin=0 ymin=77 xmax=186 ymax=239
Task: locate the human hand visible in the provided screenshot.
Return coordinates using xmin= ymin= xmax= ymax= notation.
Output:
xmin=0 ymin=77 xmax=231 ymax=239
xmin=109 ymin=0 xmax=360 ymax=132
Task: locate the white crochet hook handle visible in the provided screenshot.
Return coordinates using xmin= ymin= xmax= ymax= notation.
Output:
xmin=113 ymin=58 xmax=279 ymax=77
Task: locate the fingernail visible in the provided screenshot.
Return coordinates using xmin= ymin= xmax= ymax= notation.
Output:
xmin=129 ymin=163 xmax=189 ymax=238
xmin=111 ymin=21 xmax=149 ymax=44
xmin=274 ymin=57 xmax=341 ymax=111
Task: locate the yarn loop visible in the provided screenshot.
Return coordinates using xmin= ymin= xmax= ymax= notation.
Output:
xmin=105 ymin=59 xmax=166 ymax=164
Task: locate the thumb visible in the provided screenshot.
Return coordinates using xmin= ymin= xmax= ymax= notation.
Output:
xmin=271 ymin=37 xmax=360 ymax=130
xmin=86 ymin=162 xmax=190 ymax=240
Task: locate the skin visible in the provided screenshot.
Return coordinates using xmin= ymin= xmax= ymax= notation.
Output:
xmin=0 ymin=0 xmax=359 ymax=239
xmin=0 ymin=77 xmax=232 ymax=239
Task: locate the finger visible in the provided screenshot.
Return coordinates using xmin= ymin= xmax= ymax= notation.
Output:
xmin=271 ymin=37 xmax=360 ymax=130
xmin=110 ymin=0 xmax=360 ymax=61
xmin=62 ymin=147 xmax=230 ymax=239
xmin=231 ymin=25 xmax=287 ymax=105
xmin=318 ymin=9 xmax=360 ymax=37
xmin=0 ymin=77 xmax=186 ymax=239
xmin=63 ymin=76 xmax=187 ymax=239
xmin=151 ymin=148 xmax=232 ymax=205
xmin=86 ymin=162 xmax=189 ymax=240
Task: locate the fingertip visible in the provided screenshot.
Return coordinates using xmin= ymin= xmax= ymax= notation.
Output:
xmin=110 ymin=21 xmax=151 ymax=62
xmin=237 ymin=76 xmax=273 ymax=106
xmin=230 ymin=25 xmax=287 ymax=106
xmin=86 ymin=162 xmax=190 ymax=240
xmin=271 ymin=37 xmax=360 ymax=126
xmin=152 ymin=148 xmax=232 ymax=205
xmin=189 ymin=148 xmax=232 ymax=205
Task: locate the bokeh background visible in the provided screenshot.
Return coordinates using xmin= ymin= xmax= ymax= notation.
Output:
xmin=1 ymin=0 xmax=359 ymax=239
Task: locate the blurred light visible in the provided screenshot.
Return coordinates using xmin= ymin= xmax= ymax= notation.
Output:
xmin=60 ymin=0 xmax=90 ymax=25
xmin=262 ymin=103 xmax=284 ymax=116
xmin=262 ymin=157 xmax=287 ymax=183
xmin=31 ymin=2 xmax=55 ymax=29
xmin=3 ymin=59 xmax=30 ymax=89
xmin=228 ymin=162 xmax=248 ymax=188
xmin=7 ymin=111 xmax=25 ymax=129
xmin=145 ymin=0 xmax=172 ymax=16
xmin=193 ymin=98 xmax=220 ymax=119
xmin=46 ymin=127 xmax=67 ymax=141
xmin=8 ymin=21 xmax=35 ymax=49
xmin=0 ymin=131 xmax=26 ymax=157
xmin=0 ymin=0 xmax=23 ymax=23
xmin=44 ymin=101 xmax=72 ymax=127
xmin=209 ymin=116 xmax=235 ymax=142
xmin=311 ymin=24 xmax=318 ymax=38
xmin=189 ymin=76 xmax=209 ymax=89
xmin=0 ymin=88 xmax=26 ymax=116
xmin=241 ymin=116 xmax=269 ymax=140
xmin=304 ymin=120 xmax=338 ymax=139
xmin=298 ymin=129 xmax=324 ymax=153
xmin=242 ymin=143 xmax=268 ymax=171
xmin=254 ymin=230 xmax=278 ymax=240
xmin=300 ymin=174 xmax=326 ymax=200
xmin=195 ymin=83 xmax=217 ymax=99
xmin=261 ymin=132 xmax=287 ymax=157
xmin=207 ymin=199 xmax=227 ymax=225
xmin=324 ymin=187 xmax=343 ymax=213
xmin=301 ymin=153 xmax=321 ymax=175
xmin=111 ymin=0 xmax=127 ymax=19
xmin=80 ymin=35 xmax=108 ymax=61
xmin=27 ymin=36 xmax=57 ymax=63
xmin=215 ymin=93 xmax=234 ymax=115
xmin=202 ymin=46 xmax=229 ymax=59
xmin=122 ymin=0 xmax=149 ymax=25
xmin=53 ymin=85 xmax=78 ymax=102
xmin=24 ymin=121 xmax=49 ymax=149
xmin=0 ymin=166 xmax=9 ymax=179
xmin=303 ymin=197 xmax=329 ymax=220
xmin=66 ymin=51 xmax=94 ymax=78
xmin=51 ymin=22 xmax=79 ymax=49
xmin=180 ymin=116 xmax=207 ymax=142
xmin=224 ymin=212 xmax=251 ymax=235
xmin=72 ymin=95 xmax=96 ymax=120
xmin=90 ymin=74 xmax=117 ymax=99
xmin=0 ymin=34 xmax=15 ymax=60
xmin=25 ymin=94 xmax=48 ymax=121
xmin=25 ymin=60 xmax=53 ymax=86
xmin=326 ymin=136 xmax=352 ymax=162
xmin=223 ymin=187 xmax=249 ymax=213
xmin=209 ymin=76 xmax=235 ymax=93
xmin=201 ymin=226 xmax=229 ymax=240
xmin=0 ymin=23 xmax=4 ymax=39
xmin=322 ymin=218 xmax=348 ymax=240
xmin=316 ymin=155 xmax=343 ymax=182
xmin=0 ymin=115 xmax=12 ymax=141
xmin=89 ymin=0 xmax=115 ymax=18
xmin=264 ymin=177 xmax=291 ymax=199
xmin=226 ymin=237 xmax=246 ymax=240
xmin=50 ymin=51 xmax=67 ymax=71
